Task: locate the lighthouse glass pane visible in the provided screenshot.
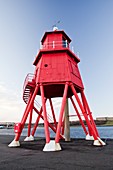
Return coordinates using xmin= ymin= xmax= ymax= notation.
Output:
xmin=62 ymin=38 xmax=67 ymax=48
xmin=71 ymin=63 xmax=80 ymax=78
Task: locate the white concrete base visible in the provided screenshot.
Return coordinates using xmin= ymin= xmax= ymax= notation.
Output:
xmin=24 ymin=135 xmax=34 ymax=141
xmin=43 ymin=140 xmax=62 ymax=152
xmin=93 ymin=137 xmax=106 ymax=146
xmin=8 ymin=139 xmax=20 ymax=147
xmin=86 ymin=134 xmax=94 ymax=140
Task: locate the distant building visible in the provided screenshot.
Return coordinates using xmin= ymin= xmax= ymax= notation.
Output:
xmin=96 ymin=117 xmax=113 ymax=121
xmin=107 ymin=117 xmax=113 ymax=121
xmin=96 ymin=117 xmax=107 ymax=121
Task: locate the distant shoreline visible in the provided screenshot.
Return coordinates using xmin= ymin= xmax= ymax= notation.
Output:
xmin=0 ymin=119 xmax=113 ymax=129
xmin=70 ymin=120 xmax=113 ymax=127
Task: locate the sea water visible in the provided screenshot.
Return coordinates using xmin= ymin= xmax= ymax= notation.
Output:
xmin=0 ymin=126 xmax=113 ymax=139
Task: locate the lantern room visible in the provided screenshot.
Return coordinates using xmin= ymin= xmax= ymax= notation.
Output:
xmin=41 ymin=29 xmax=71 ymax=49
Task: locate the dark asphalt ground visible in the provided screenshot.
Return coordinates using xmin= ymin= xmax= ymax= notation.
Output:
xmin=0 ymin=135 xmax=113 ymax=170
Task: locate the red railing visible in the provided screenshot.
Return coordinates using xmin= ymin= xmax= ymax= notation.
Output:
xmin=23 ymin=73 xmax=35 ymax=91
xmin=23 ymin=75 xmax=53 ymax=122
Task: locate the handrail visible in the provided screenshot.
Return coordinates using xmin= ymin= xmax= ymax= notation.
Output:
xmin=34 ymin=99 xmax=41 ymax=109
xmin=23 ymin=73 xmax=35 ymax=91
xmin=23 ymin=74 xmax=54 ymax=123
xmin=40 ymin=40 xmax=69 ymax=49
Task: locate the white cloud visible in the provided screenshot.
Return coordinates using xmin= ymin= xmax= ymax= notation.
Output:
xmin=0 ymin=82 xmax=25 ymax=122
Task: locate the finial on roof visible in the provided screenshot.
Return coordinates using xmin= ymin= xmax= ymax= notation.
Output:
xmin=53 ymin=26 xmax=58 ymax=31
xmin=52 ymin=20 xmax=60 ymax=31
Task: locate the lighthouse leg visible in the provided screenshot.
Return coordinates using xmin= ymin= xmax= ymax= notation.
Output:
xmin=24 ymin=107 xmax=34 ymax=142
xmin=81 ymin=91 xmax=99 ymax=136
xmin=40 ymin=84 xmax=52 ymax=151
xmin=81 ymin=91 xmax=106 ymax=145
xmin=8 ymin=84 xmax=39 ymax=147
xmin=33 ymin=106 xmax=64 ymax=140
xmin=55 ymin=82 xmax=69 ymax=148
xmin=31 ymin=106 xmax=43 ymax=137
xmin=70 ymin=96 xmax=88 ymax=136
xmin=31 ymin=99 xmax=47 ymax=137
xmin=70 ymin=83 xmax=97 ymax=139
xmin=70 ymin=83 xmax=105 ymax=146
xmin=49 ymin=98 xmax=57 ymax=128
xmin=80 ymin=91 xmax=94 ymax=140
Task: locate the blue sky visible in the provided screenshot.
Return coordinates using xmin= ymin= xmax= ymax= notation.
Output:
xmin=0 ymin=0 xmax=113 ymax=122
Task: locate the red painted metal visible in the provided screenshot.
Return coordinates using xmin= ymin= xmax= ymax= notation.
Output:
xmin=31 ymin=105 xmax=44 ymax=136
xmin=21 ymin=85 xmax=39 ymax=125
xmin=70 ymin=96 xmax=88 ymax=135
xmin=55 ymin=82 xmax=69 ymax=143
xmin=40 ymin=84 xmax=50 ymax=143
xmin=70 ymin=83 xmax=98 ymax=140
xmin=12 ymin=28 xmax=101 ymax=148
xmin=14 ymin=123 xmax=22 ymax=133
xmin=27 ymin=108 xmax=33 ymax=137
xmin=81 ymin=91 xmax=99 ymax=137
xmin=49 ymin=98 xmax=57 ymax=128
xmin=33 ymin=106 xmax=64 ymax=140
xmin=80 ymin=91 xmax=93 ymax=136
xmin=31 ymin=115 xmax=41 ymax=136
xmin=15 ymin=85 xmax=39 ymax=141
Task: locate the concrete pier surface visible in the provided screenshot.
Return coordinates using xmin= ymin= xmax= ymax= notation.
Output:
xmin=0 ymin=135 xmax=113 ymax=170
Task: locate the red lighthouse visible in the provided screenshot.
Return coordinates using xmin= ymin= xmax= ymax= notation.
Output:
xmin=9 ymin=27 xmax=105 ymax=151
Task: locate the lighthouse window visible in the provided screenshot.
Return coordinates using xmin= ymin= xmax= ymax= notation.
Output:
xmin=71 ymin=63 xmax=80 ymax=78
xmin=62 ymin=38 xmax=67 ymax=48
xmin=44 ymin=64 xmax=48 ymax=67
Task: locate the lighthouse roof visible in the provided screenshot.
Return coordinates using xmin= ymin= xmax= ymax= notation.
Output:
xmin=41 ymin=30 xmax=71 ymax=43
xmin=33 ymin=48 xmax=80 ymax=66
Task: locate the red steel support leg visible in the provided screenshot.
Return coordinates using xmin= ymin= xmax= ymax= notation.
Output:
xmin=81 ymin=91 xmax=94 ymax=136
xmin=81 ymin=91 xmax=105 ymax=145
xmin=49 ymin=98 xmax=57 ymax=128
xmin=80 ymin=92 xmax=93 ymax=136
xmin=32 ymin=115 xmax=41 ymax=136
xmin=70 ymin=96 xmax=88 ymax=135
xmin=70 ymin=83 xmax=98 ymax=140
xmin=31 ymin=99 xmax=47 ymax=136
xmin=40 ymin=84 xmax=50 ymax=143
xmin=81 ymin=91 xmax=99 ymax=137
xmin=24 ymin=105 xmax=34 ymax=141
xmin=31 ymin=107 xmax=43 ymax=136
xmin=8 ymin=84 xmax=39 ymax=147
xmin=27 ymin=107 xmax=33 ymax=137
xmin=33 ymin=106 xmax=64 ymax=140
xmin=15 ymin=84 xmax=39 ymax=141
xmin=55 ymin=82 xmax=69 ymax=143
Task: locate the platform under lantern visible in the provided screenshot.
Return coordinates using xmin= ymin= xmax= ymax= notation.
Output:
xmin=8 ymin=27 xmax=106 ymax=151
